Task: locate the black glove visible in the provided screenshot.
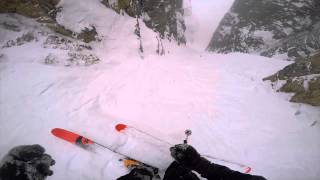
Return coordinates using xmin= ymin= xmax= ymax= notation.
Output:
xmin=0 ymin=144 xmax=55 ymax=180
xmin=170 ymin=144 xmax=201 ymax=169
xmin=163 ymin=161 xmax=200 ymax=180
xmin=117 ymin=167 xmax=153 ymax=180
xmin=249 ymin=176 xmax=268 ymax=180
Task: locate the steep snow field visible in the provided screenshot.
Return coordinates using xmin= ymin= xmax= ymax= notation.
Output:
xmin=1 ymin=0 xmax=320 ymax=180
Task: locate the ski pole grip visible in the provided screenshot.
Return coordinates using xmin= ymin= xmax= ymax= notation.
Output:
xmin=184 ymin=129 xmax=192 ymax=144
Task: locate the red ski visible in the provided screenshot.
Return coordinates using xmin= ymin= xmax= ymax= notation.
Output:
xmin=51 ymin=128 xmax=93 ymax=148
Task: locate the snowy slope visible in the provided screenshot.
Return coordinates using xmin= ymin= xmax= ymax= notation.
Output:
xmin=1 ymin=1 xmax=320 ymax=180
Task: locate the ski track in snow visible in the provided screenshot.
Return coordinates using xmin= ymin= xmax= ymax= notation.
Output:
xmin=1 ymin=1 xmax=320 ymax=180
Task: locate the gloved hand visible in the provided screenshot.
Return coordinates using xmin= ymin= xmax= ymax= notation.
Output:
xmin=163 ymin=161 xmax=200 ymax=180
xmin=169 ymin=144 xmax=201 ymax=169
xmin=0 ymin=144 xmax=55 ymax=180
xmin=117 ymin=167 xmax=153 ymax=180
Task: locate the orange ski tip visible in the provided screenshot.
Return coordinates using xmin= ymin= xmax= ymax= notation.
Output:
xmin=115 ymin=124 xmax=127 ymax=132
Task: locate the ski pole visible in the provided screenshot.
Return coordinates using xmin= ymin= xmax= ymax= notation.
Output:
xmin=116 ymin=124 xmax=173 ymax=146
xmin=181 ymin=129 xmax=251 ymax=173
xmin=115 ymin=124 xmax=251 ymax=173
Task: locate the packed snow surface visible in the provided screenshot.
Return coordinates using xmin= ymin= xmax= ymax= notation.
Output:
xmin=0 ymin=1 xmax=320 ymax=180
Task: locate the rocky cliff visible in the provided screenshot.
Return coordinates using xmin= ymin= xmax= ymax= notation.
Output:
xmin=0 ymin=0 xmax=98 ymax=43
xmin=207 ymin=0 xmax=320 ymax=61
xmin=207 ymin=0 xmax=320 ymax=106
xmin=0 ymin=0 xmax=186 ymax=45
xmin=101 ymin=0 xmax=186 ymax=45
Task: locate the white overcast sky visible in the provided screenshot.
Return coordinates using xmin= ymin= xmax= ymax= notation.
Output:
xmin=185 ymin=0 xmax=234 ymax=50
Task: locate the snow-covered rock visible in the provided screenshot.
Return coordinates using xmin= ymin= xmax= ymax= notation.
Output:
xmin=101 ymin=0 xmax=186 ymax=45
xmin=206 ymin=0 xmax=320 ymax=106
xmin=207 ymin=0 xmax=320 ymax=61
xmin=0 ymin=14 xmax=100 ymax=67
xmin=0 ymin=0 xmax=98 ymax=43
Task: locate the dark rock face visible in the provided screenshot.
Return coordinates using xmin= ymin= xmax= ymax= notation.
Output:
xmin=279 ymin=79 xmax=305 ymax=93
xmin=207 ymin=0 xmax=320 ymax=60
xmin=0 ymin=0 xmax=59 ymax=21
xmin=141 ymin=0 xmax=186 ymax=45
xmin=77 ymin=26 xmax=98 ymax=44
xmin=290 ymin=76 xmax=320 ymax=106
xmin=101 ymin=0 xmax=186 ymax=45
xmin=261 ymin=22 xmax=320 ymax=60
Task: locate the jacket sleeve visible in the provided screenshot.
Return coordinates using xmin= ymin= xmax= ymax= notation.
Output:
xmin=193 ymin=158 xmax=267 ymax=180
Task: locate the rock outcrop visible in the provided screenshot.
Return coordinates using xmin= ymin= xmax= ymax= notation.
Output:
xmin=101 ymin=0 xmax=186 ymax=45
xmin=290 ymin=76 xmax=320 ymax=106
xmin=0 ymin=0 xmax=186 ymax=45
xmin=264 ymin=52 xmax=320 ymax=106
xmin=0 ymin=0 xmax=60 ymax=20
xmin=0 ymin=14 xmax=100 ymax=66
xmin=0 ymin=0 xmax=100 ymax=43
xmin=1 ymin=1 xmax=68 ymax=37
xmin=207 ymin=0 xmax=320 ymax=61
